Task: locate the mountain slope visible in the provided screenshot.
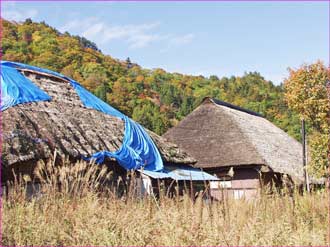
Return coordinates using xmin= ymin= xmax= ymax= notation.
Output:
xmin=1 ymin=18 xmax=301 ymax=138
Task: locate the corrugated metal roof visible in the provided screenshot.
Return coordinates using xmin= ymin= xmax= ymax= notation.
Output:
xmin=139 ymin=169 xmax=169 ymax=179
xmin=139 ymin=165 xmax=219 ymax=181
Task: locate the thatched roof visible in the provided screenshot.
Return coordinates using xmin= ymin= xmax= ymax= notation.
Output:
xmin=164 ymin=98 xmax=304 ymax=183
xmin=2 ymin=70 xmax=196 ymax=168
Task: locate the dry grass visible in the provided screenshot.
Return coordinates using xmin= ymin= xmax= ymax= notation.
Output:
xmin=1 ymin=159 xmax=329 ymax=246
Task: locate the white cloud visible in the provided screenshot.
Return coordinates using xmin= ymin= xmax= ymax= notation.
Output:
xmin=169 ymin=33 xmax=195 ymax=46
xmin=83 ymin=22 xmax=105 ymax=38
xmin=62 ymin=18 xmax=195 ymax=50
xmin=2 ymin=1 xmax=38 ymax=21
xmin=2 ymin=6 xmax=38 ymax=22
xmin=160 ymin=33 xmax=195 ymax=53
xmin=60 ymin=20 xmax=81 ymax=31
xmin=80 ymin=21 xmax=162 ymax=48
xmin=128 ymin=33 xmax=161 ymax=49
xmin=60 ymin=17 xmax=99 ymax=33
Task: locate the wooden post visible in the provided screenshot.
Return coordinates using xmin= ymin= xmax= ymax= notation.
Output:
xmin=305 ymin=137 xmax=310 ymax=192
xmin=301 ymin=119 xmax=310 ymax=192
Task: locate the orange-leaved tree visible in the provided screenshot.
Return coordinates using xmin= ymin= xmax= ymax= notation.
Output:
xmin=284 ymin=61 xmax=330 ymax=178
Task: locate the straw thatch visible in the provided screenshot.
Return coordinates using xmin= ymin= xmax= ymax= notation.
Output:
xmin=2 ymin=70 xmax=196 ymax=173
xmin=164 ymin=97 xmax=304 ymax=183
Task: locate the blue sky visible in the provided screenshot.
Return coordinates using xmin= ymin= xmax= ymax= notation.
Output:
xmin=2 ymin=1 xmax=329 ymax=84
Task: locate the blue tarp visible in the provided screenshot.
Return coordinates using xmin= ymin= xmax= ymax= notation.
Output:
xmin=85 ymin=117 xmax=163 ymax=171
xmin=1 ymin=61 xmax=163 ymax=172
xmin=1 ymin=61 xmax=67 ymax=79
xmin=1 ymin=61 xmax=221 ymax=180
xmin=140 ymin=165 xmax=219 ymax=181
xmin=67 ymin=79 xmax=163 ymax=171
xmin=70 ymin=81 xmax=125 ymax=118
xmin=1 ymin=65 xmax=51 ymax=111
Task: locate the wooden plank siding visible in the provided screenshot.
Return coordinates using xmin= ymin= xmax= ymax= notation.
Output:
xmin=207 ymin=166 xmax=261 ymax=200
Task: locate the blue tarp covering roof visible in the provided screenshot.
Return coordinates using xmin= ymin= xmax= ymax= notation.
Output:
xmin=140 ymin=165 xmax=219 ymax=181
xmin=1 ymin=61 xmax=163 ymax=172
xmin=1 ymin=61 xmax=218 ymax=181
xmin=1 ymin=65 xmax=51 ymax=111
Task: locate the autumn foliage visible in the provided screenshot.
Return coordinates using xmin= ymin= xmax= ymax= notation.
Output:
xmin=284 ymin=62 xmax=329 ymax=177
xmin=2 ymin=18 xmax=328 ymax=178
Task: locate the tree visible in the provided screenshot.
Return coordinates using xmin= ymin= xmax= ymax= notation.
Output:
xmin=178 ymin=95 xmax=194 ymax=118
xmin=24 ymin=18 xmax=32 ymax=25
xmin=19 ymin=25 xmax=33 ymax=44
xmin=284 ymin=61 xmax=330 ymax=177
xmin=284 ymin=61 xmax=329 ymax=131
xmin=126 ymin=57 xmax=133 ymax=69
xmin=1 ymin=18 xmax=306 ymax=144
xmin=132 ymin=101 xmax=170 ymax=135
xmin=209 ymin=75 xmax=219 ymax=81
xmin=159 ymin=83 xmax=181 ymax=107
xmin=74 ymin=35 xmax=100 ymax=52
xmin=94 ymin=83 xmax=110 ymax=102
xmin=83 ymin=73 xmax=108 ymax=91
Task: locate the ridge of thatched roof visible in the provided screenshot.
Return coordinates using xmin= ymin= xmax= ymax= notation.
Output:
xmin=2 ymin=70 xmax=196 ymax=168
xmin=210 ymin=98 xmax=264 ymax=118
xmin=164 ymin=97 xmax=304 ymax=183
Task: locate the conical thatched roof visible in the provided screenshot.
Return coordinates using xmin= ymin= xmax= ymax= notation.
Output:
xmin=164 ymin=98 xmax=304 ymax=183
xmin=2 ymin=68 xmax=196 ymax=169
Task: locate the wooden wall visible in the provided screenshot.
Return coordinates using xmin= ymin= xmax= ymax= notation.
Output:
xmin=208 ymin=167 xmax=261 ymax=200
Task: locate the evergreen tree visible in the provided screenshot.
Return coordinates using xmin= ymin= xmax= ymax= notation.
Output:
xmin=126 ymin=57 xmax=133 ymax=69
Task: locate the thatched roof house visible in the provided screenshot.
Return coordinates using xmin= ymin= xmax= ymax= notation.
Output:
xmin=164 ymin=98 xmax=305 ymax=199
xmin=1 ymin=61 xmax=200 ymax=184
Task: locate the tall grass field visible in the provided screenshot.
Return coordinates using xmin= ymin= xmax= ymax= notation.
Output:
xmin=1 ymin=160 xmax=329 ymax=246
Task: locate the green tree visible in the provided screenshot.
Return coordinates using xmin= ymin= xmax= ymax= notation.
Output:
xmin=126 ymin=57 xmax=133 ymax=69
xmin=94 ymin=83 xmax=110 ymax=102
xmin=1 ymin=18 xmax=306 ymax=142
xmin=178 ymin=95 xmax=194 ymax=119
xmin=132 ymin=101 xmax=169 ymax=135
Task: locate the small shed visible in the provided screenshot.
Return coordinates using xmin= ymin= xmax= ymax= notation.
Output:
xmin=164 ymin=97 xmax=305 ymax=199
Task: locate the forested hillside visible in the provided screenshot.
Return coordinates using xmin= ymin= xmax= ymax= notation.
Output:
xmin=1 ymin=19 xmax=301 ymax=138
